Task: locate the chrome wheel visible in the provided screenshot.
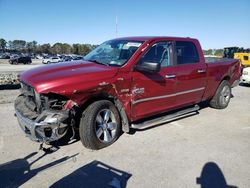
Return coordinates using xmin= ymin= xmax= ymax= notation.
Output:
xmin=95 ymin=109 xmax=117 ymax=143
xmin=219 ymin=85 xmax=231 ymax=106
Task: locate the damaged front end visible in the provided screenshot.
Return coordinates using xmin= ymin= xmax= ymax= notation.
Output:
xmin=15 ymin=82 xmax=75 ymax=142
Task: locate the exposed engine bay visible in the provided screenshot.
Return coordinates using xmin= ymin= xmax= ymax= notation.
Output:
xmin=15 ymin=82 xmax=76 ymax=143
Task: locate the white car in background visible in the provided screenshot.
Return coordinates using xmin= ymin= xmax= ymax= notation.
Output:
xmin=241 ymin=67 xmax=250 ymax=85
xmin=42 ymin=57 xmax=62 ymax=64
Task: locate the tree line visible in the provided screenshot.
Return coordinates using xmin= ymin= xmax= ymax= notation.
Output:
xmin=0 ymin=38 xmax=98 ymax=55
xmin=1 ymin=38 xmax=241 ymax=57
xmin=203 ymin=49 xmax=224 ymax=57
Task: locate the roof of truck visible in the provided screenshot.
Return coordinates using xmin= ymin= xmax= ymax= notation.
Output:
xmin=112 ymin=36 xmax=197 ymax=42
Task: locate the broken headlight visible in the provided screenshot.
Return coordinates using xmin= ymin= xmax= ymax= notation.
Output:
xmin=37 ymin=93 xmax=69 ymax=112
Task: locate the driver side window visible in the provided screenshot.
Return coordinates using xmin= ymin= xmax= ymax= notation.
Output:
xmin=138 ymin=42 xmax=170 ymax=67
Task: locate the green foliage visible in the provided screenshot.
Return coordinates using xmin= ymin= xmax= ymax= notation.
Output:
xmin=72 ymin=44 xmax=97 ymax=55
xmin=12 ymin=40 xmax=26 ymax=50
xmin=203 ymin=49 xmax=223 ymax=57
xmin=207 ymin=49 xmax=213 ymax=55
xmin=26 ymin=42 xmax=34 ymax=53
xmin=50 ymin=43 xmax=63 ymax=54
xmin=8 ymin=41 xmax=13 ymax=50
xmin=0 ymin=37 xmax=234 ymax=57
xmin=214 ymin=49 xmax=224 ymax=57
xmin=2 ymin=38 xmax=98 ymax=55
xmin=0 ymin=38 xmax=7 ymax=51
xmin=39 ymin=43 xmax=51 ymax=54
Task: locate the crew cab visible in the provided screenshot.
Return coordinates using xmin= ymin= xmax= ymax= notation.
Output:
xmin=15 ymin=37 xmax=241 ymax=150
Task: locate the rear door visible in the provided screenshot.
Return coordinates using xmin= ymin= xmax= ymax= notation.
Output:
xmin=131 ymin=41 xmax=177 ymax=120
xmin=173 ymin=41 xmax=207 ymax=107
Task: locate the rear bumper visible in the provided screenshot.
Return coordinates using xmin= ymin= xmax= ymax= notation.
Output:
xmin=15 ymin=109 xmax=69 ymax=142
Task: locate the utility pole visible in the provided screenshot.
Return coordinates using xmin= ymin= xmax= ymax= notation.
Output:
xmin=115 ymin=0 xmax=118 ymax=38
xmin=115 ymin=14 xmax=118 ymax=37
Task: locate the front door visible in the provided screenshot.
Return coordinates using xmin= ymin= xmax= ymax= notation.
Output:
xmin=131 ymin=41 xmax=177 ymax=121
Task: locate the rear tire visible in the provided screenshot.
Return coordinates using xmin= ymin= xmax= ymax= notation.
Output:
xmin=79 ymin=100 xmax=121 ymax=150
xmin=210 ymin=80 xmax=231 ymax=109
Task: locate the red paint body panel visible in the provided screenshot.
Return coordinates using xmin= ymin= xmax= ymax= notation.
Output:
xmin=19 ymin=37 xmax=241 ymax=123
xmin=131 ymin=67 xmax=176 ymax=120
xmin=20 ymin=61 xmax=119 ymax=103
xmin=202 ymin=59 xmax=241 ymax=100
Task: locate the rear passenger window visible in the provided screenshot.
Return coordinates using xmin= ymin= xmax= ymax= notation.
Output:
xmin=175 ymin=41 xmax=199 ymax=65
xmin=244 ymin=56 xmax=249 ymax=61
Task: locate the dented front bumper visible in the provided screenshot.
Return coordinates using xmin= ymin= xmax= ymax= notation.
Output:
xmin=15 ymin=109 xmax=69 ymax=142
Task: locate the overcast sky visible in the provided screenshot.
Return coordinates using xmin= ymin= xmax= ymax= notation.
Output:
xmin=0 ymin=0 xmax=249 ymax=49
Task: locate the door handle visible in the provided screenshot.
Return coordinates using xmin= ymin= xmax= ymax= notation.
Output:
xmin=165 ymin=75 xmax=176 ymax=79
xmin=197 ymin=69 xmax=206 ymax=73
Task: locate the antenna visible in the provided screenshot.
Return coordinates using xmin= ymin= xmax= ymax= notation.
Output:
xmin=115 ymin=1 xmax=118 ymax=38
xmin=115 ymin=14 xmax=118 ymax=37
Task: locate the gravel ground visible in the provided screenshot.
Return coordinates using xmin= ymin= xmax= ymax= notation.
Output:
xmin=0 ymin=86 xmax=249 ymax=188
xmin=0 ymin=89 xmax=20 ymax=104
xmin=0 ymin=59 xmax=43 ymax=86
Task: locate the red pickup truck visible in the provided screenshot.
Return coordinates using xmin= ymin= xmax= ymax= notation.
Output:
xmin=15 ymin=37 xmax=241 ymax=150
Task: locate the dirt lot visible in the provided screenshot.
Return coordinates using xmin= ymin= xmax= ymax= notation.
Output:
xmin=0 ymin=86 xmax=250 ymax=188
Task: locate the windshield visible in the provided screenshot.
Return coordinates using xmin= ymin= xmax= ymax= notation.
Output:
xmin=84 ymin=40 xmax=143 ymax=66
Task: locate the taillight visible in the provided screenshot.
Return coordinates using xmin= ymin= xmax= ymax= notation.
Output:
xmin=237 ymin=60 xmax=242 ymax=75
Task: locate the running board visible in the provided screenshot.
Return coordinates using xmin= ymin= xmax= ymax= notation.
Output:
xmin=131 ymin=105 xmax=200 ymax=129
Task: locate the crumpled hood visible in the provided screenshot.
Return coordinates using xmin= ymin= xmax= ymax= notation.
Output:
xmin=20 ymin=60 xmax=118 ymax=94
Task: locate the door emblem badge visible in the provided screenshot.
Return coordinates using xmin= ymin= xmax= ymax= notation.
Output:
xmin=132 ymin=88 xmax=145 ymax=94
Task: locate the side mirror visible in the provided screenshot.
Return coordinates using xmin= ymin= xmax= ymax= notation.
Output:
xmin=135 ymin=61 xmax=160 ymax=73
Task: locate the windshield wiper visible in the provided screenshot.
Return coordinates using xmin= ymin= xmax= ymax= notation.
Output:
xmin=87 ymin=59 xmax=108 ymax=66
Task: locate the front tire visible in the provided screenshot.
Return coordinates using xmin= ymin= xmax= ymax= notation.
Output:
xmin=210 ymin=80 xmax=231 ymax=109
xmin=79 ymin=100 xmax=121 ymax=150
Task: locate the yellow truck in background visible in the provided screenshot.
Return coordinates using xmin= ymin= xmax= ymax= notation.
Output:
xmin=224 ymin=47 xmax=250 ymax=67
xmin=234 ymin=53 xmax=250 ymax=67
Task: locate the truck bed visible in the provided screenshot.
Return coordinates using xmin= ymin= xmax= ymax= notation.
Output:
xmin=202 ymin=58 xmax=241 ymax=101
xmin=205 ymin=57 xmax=235 ymax=63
